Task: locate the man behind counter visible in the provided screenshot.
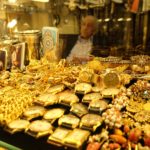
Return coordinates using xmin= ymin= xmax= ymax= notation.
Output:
xmin=67 ymin=15 xmax=98 ymax=64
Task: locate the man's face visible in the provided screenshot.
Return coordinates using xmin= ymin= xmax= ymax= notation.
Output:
xmin=80 ymin=16 xmax=96 ymax=39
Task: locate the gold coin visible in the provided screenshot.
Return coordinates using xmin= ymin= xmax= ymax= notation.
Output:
xmin=103 ymin=72 xmax=120 ymax=88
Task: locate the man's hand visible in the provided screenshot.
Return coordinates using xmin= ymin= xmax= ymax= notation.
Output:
xmin=72 ymin=55 xmax=94 ymax=64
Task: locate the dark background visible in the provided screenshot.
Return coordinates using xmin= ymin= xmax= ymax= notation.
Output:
xmin=0 ymin=127 xmax=76 ymax=150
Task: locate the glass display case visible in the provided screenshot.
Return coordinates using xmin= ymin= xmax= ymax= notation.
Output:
xmin=0 ymin=1 xmax=150 ymax=150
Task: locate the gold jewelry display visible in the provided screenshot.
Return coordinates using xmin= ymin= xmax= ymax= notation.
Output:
xmin=5 ymin=119 xmax=30 ymax=134
xmin=23 ymin=106 xmax=46 ymax=120
xmin=89 ymin=99 xmax=108 ymax=112
xmin=70 ymin=103 xmax=88 ymax=117
xmin=101 ymin=88 xmax=120 ymax=98
xmin=80 ymin=113 xmax=103 ymax=131
xmin=58 ymin=114 xmax=80 ymax=129
xmin=45 ymin=84 xmax=65 ymax=94
xmin=103 ymin=72 xmax=120 ymax=88
xmin=63 ymin=128 xmax=90 ymax=149
xmin=35 ymin=93 xmax=58 ymax=106
xmin=82 ymin=92 xmax=102 ymax=103
xmin=58 ymin=90 xmax=79 ymax=106
xmin=26 ymin=120 xmax=53 ymax=138
xmin=75 ymin=83 xmax=92 ymax=94
xmin=0 ymin=87 xmax=35 ymax=125
xmin=47 ymin=127 xmax=71 ymax=147
xmin=43 ymin=108 xmax=65 ymax=123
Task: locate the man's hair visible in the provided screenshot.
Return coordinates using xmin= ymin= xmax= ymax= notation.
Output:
xmin=81 ymin=15 xmax=99 ymax=34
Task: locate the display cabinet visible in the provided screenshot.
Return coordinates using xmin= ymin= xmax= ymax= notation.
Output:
xmin=0 ymin=1 xmax=150 ymax=150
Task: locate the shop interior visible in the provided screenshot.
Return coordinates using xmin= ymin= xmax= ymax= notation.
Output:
xmin=0 ymin=0 xmax=150 ymax=150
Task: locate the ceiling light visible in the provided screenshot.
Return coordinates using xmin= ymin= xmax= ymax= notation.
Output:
xmin=32 ymin=0 xmax=49 ymax=2
xmin=8 ymin=0 xmax=17 ymax=3
xmin=7 ymin=19 xmax=17 ymax=28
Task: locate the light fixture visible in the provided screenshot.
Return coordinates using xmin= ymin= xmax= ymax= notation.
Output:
xmin=7 ymin=19 xmax=17 ymax=28
xmin=126 ymin=18 xmax=132 ymax=22
xmin=98 ymin=19 xmax=102 ymax=22
xmin=104 ymin=18 xmax=110 ymax=22
xmin=8 ymin=0 xmax=17 ymax=3
xmin=32 ymin=0 xmax=49 ymax=2
xmin=117 ymin=18 xmax=124 ymax=22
